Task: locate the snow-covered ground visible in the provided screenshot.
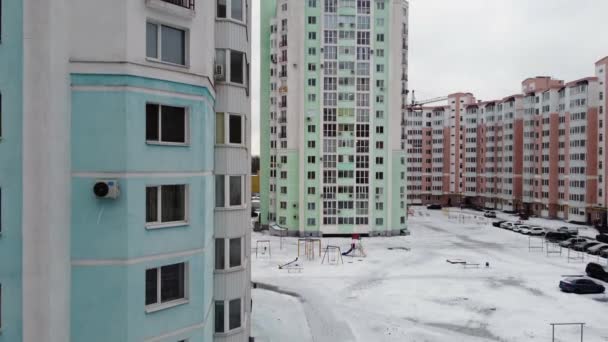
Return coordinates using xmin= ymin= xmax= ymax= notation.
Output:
xmin=251 ymin=209 xmax=608 ymax=342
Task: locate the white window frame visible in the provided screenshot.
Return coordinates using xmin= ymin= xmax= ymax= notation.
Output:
xmin=146 ymin=21 xmax=189 ymax=67
xmin=215 ymin=237 xmax=244 ymax=271
xmin=216 ymin=175 xmax=246 ymax=209
xmin=216 ymin=49 xmax=247 ymax=86
xmin=145 ymin=262 xmax=189 ymax=313
xmin=145 ymin=184 xmax=189 ymax=229
xmin=146 ymin=103 xmax=190 ymax=146
xmin=214 ymin=297 xmax=243 ymax=334
xmin=216 ymin=112 xmax=246 ymax=146
xmin=216 ymin=0 xmax=247 ymax=24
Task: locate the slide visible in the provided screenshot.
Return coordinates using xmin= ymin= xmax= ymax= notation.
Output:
xmin=278 ymin=257 xmax=299 ymax=269
xmin=342 ymin=245 xmax=355 ymax=256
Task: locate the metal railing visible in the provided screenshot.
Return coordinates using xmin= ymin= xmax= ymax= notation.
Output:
xmin=160 ymin=0 xmax=195 ymax=10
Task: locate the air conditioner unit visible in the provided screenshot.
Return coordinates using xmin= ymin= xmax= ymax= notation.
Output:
xmin=350 ymin=23 xmax=356 ymax=28
xmin=293 ymin=204 xmax=297 ymax=208
xmin=307 ymin=117 xmax=312 ymax=121
xmin=214 ymin=64 xmax=225 ymax=80
xmin=348 ymin=194 xmax=353 ymax=198
xmin=277 ymin=164 xmax=282 ymax=168
xmin=93 ymin=180 xmax=120 ymax=199
xmin=380 ymin=87 xmax=385 ymax=91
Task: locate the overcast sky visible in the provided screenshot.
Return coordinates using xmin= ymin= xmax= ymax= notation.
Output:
xmin=251 ymin=0 xmax=608 ymax=155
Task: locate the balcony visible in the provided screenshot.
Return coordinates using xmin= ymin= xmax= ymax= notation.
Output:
xmin=146 ymin=0 xmax=195 ymax=18
xmin=161 ymin=0 xmax=194 ymax=9
xmin=278 ymin=117 xmax=287 ymax=124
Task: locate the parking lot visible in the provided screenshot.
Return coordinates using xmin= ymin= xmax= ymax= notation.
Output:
xmin=252 ymin=208 xmax=608 ymax=342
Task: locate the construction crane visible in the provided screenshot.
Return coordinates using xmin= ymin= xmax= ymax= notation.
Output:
xmin=409 ymin=90 xmax=448 ymax=107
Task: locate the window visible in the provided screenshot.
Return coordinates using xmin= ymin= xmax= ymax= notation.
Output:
xmin=216 ymin=113 xmax=244 ymax=145
xmin=217 ymin=0 xmax=244 ymax=21
xmin=215 ymin=238 xmax=242 ymax=270
xmin=146 ymin=104 xmax=188 ymax=144
xmin=216 ymin=175 xmax=245 ymax=208
xmin=230 ymin=51 xmax=245 ymax=84
xmin=146 ymin=22 xmax=186 ymax=66
xmin=215 ymin=298 xmax=242 ymax=333
xmin=214 ymin=301 xmax=224 ymax=333
xmin=145 ymin=263 xmax=187 ymax=309
xmin=146 ymin=185 xmax=188 ymax=227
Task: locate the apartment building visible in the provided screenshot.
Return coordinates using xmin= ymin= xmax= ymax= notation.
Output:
xmin=260 ymin=0 xmax=409 ymax=236
xmin=406 ymin=56 xmax=608 ymax=224
xmin=0 ymin=0 xmax=251 ymax=341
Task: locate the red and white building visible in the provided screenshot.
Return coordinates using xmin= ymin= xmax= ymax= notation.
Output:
xmin=405 ymin=56 xmax=608 ymax=224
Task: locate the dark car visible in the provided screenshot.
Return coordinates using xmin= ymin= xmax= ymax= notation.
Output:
xmin=519 ymin=212 xmax=529 ymax=220
xmin=559 ymin=277 xmax=605 ymax=294
xmin=545 ymin=231 xmax=571 ymax=242
xmin=597 ymin=234 xmax=608 ymax=244
xmin=586 ymin=263 xmax=608 ymax=282
xmin=492 ymin=220 xmax=507 ymax=228
xmin=427 ymin=204 xmax=442 ymax=210
xmin=484 ymin=211 xmax=497 ymax=218
xmin=572 ymin=241 xmax=601 ymax=252
xmin=601 ymin=249 xmax=608 ymax=258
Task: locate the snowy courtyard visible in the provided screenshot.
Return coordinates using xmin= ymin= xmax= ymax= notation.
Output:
xmin=250 ymin=208 xmax=608 ymax=342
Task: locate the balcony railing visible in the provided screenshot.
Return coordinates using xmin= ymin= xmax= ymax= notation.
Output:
xmin=161 ymin=0 xmax=195 ymax=10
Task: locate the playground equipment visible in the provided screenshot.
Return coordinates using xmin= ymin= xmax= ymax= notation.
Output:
xmin=545 ymin=240 xmax=563 ymax=256
xmin=278 ymin=257 xmax=303 ymax=273
xmin=550 ymin=322 xmax=585 ymax=342
xmin=255 ymin=240 xmax=271 ymax=258
xmin=297 ymin=238 xmax=322 ymax=260
xmin=270 ymin=223 xmax=288 ymax=250
xmin=322 ymin=245 xmax=344 ymax=265
xmin=342 ymin=234 xmax=367 ymax=257
xmin=528 ymin=235 xmax=544 ymax=252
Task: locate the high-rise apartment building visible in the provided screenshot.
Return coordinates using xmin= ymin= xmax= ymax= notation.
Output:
xmin=260 ymin=0 xmax=409 ymax=236
xmin=405 ymin=56 xmax=608 ymax=224
xmin=0 ymin=0 xmax=251 ymax=341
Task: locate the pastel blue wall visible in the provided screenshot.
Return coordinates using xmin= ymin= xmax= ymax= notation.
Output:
xmin=70 ymin=75 xmax=215 ymax=341
xmin=0 ymin=0 xmax=23 ymax=340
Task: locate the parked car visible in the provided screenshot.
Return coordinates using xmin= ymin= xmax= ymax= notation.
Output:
xmin=597 ymin=234 xmax=608 ymax=244
xmin=557 ymin=226 xmax=579 ymax=236
xmin=559 ymin=237 xmax=591 ymax=248
xmin=601 ymin=249 xmax=608 ymax=258
xmin=492 ymin=220 xmax=507 ymax=228
xmin=587 ymin=243 xmax=608 ymax=255
xmin=545 ymin=231 xmax=572 ymax=242
xmin=528 ymin=227 xmax=546 ymax=236
xmin=586 ymin=263 xmax=608 ymax=282
xmin=513 ymin=225 xmax=530 ymax=233
xmin=572 ymin=241 xmax=601 ymax=252
xmin=518 ymin=212 xmax=530 ymax=220
xmin=484 ymin=211 xmax=497 ymax=218
xmin=559 ymin=277 xmax=605 ymax=294
xmin=500 ymin=222 xmax=516 ymax=230
xmin=427 ymin=204 xmax=442 ymax=210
